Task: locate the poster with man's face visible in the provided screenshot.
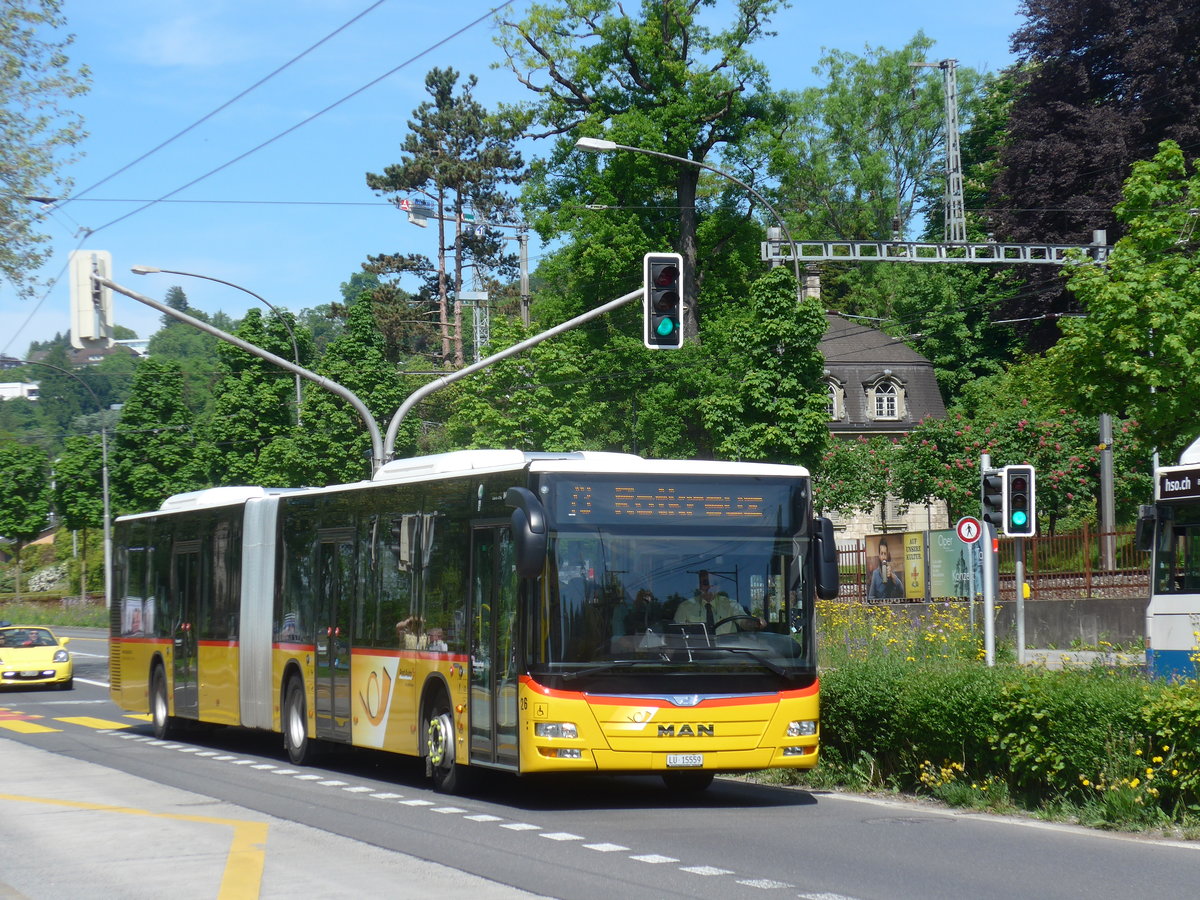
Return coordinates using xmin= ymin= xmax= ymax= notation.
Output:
xmin=866 ymin=534 xmax=906 ymax=601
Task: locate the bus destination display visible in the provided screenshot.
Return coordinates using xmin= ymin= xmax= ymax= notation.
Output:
xmin=559 ymin=480 xmax=792 ymax=526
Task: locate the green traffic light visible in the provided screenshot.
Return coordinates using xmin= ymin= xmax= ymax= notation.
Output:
xmin=1011 ymin=510 xmax=1028 ymax=527
xmin=656 ymin=318 xmax=677 ymax=338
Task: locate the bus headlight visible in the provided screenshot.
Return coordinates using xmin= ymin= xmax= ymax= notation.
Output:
xmin=535 ymin=722 xmax=578 ymax=739
xmin=787 ymin=720 xmax=817 ymax=737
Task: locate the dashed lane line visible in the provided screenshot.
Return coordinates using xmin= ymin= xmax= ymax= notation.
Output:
xmin=89 ymin=728 xmax=864 ymax=899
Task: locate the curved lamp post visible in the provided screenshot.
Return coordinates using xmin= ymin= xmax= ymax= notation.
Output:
xmin=130 ymin=265 xmax=304 ymax=424
xmin=573 ymin=137 xmax=803 ymax=298
xmin=20 ymin=360 xmax=111 ymax=609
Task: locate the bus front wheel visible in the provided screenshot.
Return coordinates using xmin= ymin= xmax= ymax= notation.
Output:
xmin=425 ymin=699 xmax=472 ymax=794
xmin=283 ymin=676 xmax=319 ymax=765
xmin=151 ymin=665 xmax=174 ymax=740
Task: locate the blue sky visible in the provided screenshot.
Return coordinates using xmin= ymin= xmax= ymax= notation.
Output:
xmin=1 ymin=0 xmax=1022 ymax=358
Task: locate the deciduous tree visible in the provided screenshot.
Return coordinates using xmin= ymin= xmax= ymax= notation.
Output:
xmin=0 ymin=0 xmax=89 ymax=295
xmin=1050 ymin=141 xmax=1200 ymax=460
xmin=498 ymin=0 xmax=785 ymax=340
xmin=0 ymin=442 xmax=51 ymax=598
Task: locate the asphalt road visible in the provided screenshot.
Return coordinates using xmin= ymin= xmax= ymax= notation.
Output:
xmin=1 ymin=629 xmax=1197 ymax=900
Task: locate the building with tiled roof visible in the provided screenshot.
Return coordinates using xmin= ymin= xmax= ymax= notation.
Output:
xmin=818 ymin=313 xmax=950 ymax=537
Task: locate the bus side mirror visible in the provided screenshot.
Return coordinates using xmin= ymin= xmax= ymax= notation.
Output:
xmin=506 ymin=487 xmax=548 ymax=579
xmin=1135 ymin=504 xmax=1156 ymax=553
xmin=813 ymin=516 xmax=839 ymax=600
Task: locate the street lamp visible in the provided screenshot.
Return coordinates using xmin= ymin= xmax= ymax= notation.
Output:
xmin=20 ymin=360 xmax=111 ymax=609
xmin=130 ymin=265 xmax=304 ymax=424
xmin=573 ymin=137 xmax=804 ymax=298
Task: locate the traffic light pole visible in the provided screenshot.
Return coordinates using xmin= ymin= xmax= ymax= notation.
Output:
xmin=93 ymin=275 xmax=387 ymax=473
xmin=384 ymin=287 xmax=643 ymax=460
xmin=980 ymin=452 xmax=998 ymax=667
xmin=1015 ymin=537 xmax=1026 ymax=665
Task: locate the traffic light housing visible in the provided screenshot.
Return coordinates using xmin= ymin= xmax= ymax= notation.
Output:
xmin=982 ymin=469 xmax=1004 ymax=530
xmin=643 ymin=252 xmax=683 ymax=349
xmin=1004 ymin=465 xmax=1036 ymax=537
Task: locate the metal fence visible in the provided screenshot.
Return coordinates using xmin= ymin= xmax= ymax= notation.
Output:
xmin=836 ymin=526 xmax=1149 ymax=603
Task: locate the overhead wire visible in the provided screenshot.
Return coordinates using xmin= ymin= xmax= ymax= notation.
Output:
xmin=84 ymin=1 xmax=516 ymax=238
xmin=62 ymin=0 xmax=395 ymax=209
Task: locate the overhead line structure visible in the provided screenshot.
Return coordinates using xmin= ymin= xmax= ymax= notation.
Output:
xmin=760 ymin=236 xmax=1111 ymax=266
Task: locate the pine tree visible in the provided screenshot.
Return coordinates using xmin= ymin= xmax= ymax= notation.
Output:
xmin=366 ymin=68 xmax=524 ymax=367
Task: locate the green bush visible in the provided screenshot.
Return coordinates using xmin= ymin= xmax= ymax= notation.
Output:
xmin=0 ymin=598 xmax=108 ymax=628
xmin=992 ymin=668 xmax=1146 ymax=798
xmin=808 ymin=654 xmax=1200 ymax=831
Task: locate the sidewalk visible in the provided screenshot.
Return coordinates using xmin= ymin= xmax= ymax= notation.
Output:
xmin=0 ymin=740 xmax=543 ymax=900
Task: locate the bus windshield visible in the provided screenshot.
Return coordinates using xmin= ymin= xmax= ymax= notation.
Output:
xmin=528 ymin=529 xmax=813 ymax=687
xmin=1153 ymin=502 xmax=1200 ymax=594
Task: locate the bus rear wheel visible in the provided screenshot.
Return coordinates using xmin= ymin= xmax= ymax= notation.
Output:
xmin=283 ymin=676 xmax=320 ymax=765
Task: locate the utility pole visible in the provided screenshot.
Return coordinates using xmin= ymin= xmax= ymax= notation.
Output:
xmin=909 ymin=59 xmax=966 ymax=243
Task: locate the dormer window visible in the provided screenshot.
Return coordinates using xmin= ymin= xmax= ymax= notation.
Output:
xmin=866 ymin=375 xmax=905 ymax=421
xmin=824 ymin=377 xmax=845 ymax=421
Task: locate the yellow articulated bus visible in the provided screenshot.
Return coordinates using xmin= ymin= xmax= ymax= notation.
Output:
xmin=110 ymin=450 xmax=838 ymax=793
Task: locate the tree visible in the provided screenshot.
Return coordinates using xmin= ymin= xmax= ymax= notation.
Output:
xmin=698 ymin=267 xmax=828 ymax=465
xmin=366 ymin=68 xmax=524 ymax=367
xmin=0 ymin=0 xmax=89 ymax=295
xmin=836 ymin=263 xmax=1019 ymax=405
xmin=110 ymin=357 xmax=204 ymax=514
xmin=29 ymin=345 xmax=85 ymax=449
xmin=498 ymin=0 xmax=785 ymax=341
xmin=203 ymin=308 xmax=314 ymax=487
xmin=769 ymin=33 xmax=983 ymax=241
xmin=0 ymin=441 xmax=51 ymax=598
xmin=445 ymin=318 xmax=625 ymax=452
xmin=286 ymin=298 xmax=408 ymax=485
xmin=1050 ymin=141 xmax=1200 ymax=460
xmin=988 ymin=0 xmax=1200 ymax=340
xmin=53 ymin=433 xmax=104 ymax=597
xmin=146 ymin=287 xmax=223 ymax=417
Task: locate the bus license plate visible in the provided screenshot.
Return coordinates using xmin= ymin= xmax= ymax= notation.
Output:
xmin=667 ymin=753 xmax=704 ymax=768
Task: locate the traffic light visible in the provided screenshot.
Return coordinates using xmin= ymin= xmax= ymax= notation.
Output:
xmin=643 ymin=252 xmax=684 ymax=349
xmin=1004 ymin=465 xmax=1037 ymax=537
xmin=982 ymin=468 xmax=1004 ymax=530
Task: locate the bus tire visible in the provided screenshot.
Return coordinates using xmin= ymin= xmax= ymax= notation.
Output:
xmin=662 ymin=771 xmax=715 ymax=792
xmin=425 ymin=697 xmax=472 ymax=794
xmin=151 ymin=665 xmax=174 ymax=740
xmin=283 ymin=675 xmax=320 ymax=766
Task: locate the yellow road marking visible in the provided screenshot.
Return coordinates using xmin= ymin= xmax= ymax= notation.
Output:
xmin=0 ymin=793 xmax=268 ymax=899
xmin=126 ymin=713 xmax=153 ymax=722
xmin=0 ymin=720 xmax=60 ymax=734
xmin=55 ymin=716 xmax=132 ymax=730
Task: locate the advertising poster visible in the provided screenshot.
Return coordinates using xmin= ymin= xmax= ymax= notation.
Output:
xmin=865 ymin=533 xmax=908 ymax=602
xmin=928 ymin=529 xmax=983 ymax=599
xmin=903 ymin=532 xmax=926 ymax=600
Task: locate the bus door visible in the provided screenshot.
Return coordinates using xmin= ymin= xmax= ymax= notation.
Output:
xmin=315 ymin=529 xmax=354 ymax=743
xmin=170 ymin=540 xmax=201 ymax=720
xmin=469 ymin=524 xmax=519 ymax=769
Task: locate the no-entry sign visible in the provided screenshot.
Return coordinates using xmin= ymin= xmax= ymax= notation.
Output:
xmin=956 ymin=516 xmax=982 ymax=544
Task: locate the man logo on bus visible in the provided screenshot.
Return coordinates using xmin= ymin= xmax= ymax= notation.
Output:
xmin=658 ymin=723 xmax=715 ymax=737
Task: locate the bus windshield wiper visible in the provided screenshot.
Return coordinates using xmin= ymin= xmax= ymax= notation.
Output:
xmin=707 ymin=646 xmax=792 ymax=677
xmin=559 ymin=660 xmax=642 ymax=682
